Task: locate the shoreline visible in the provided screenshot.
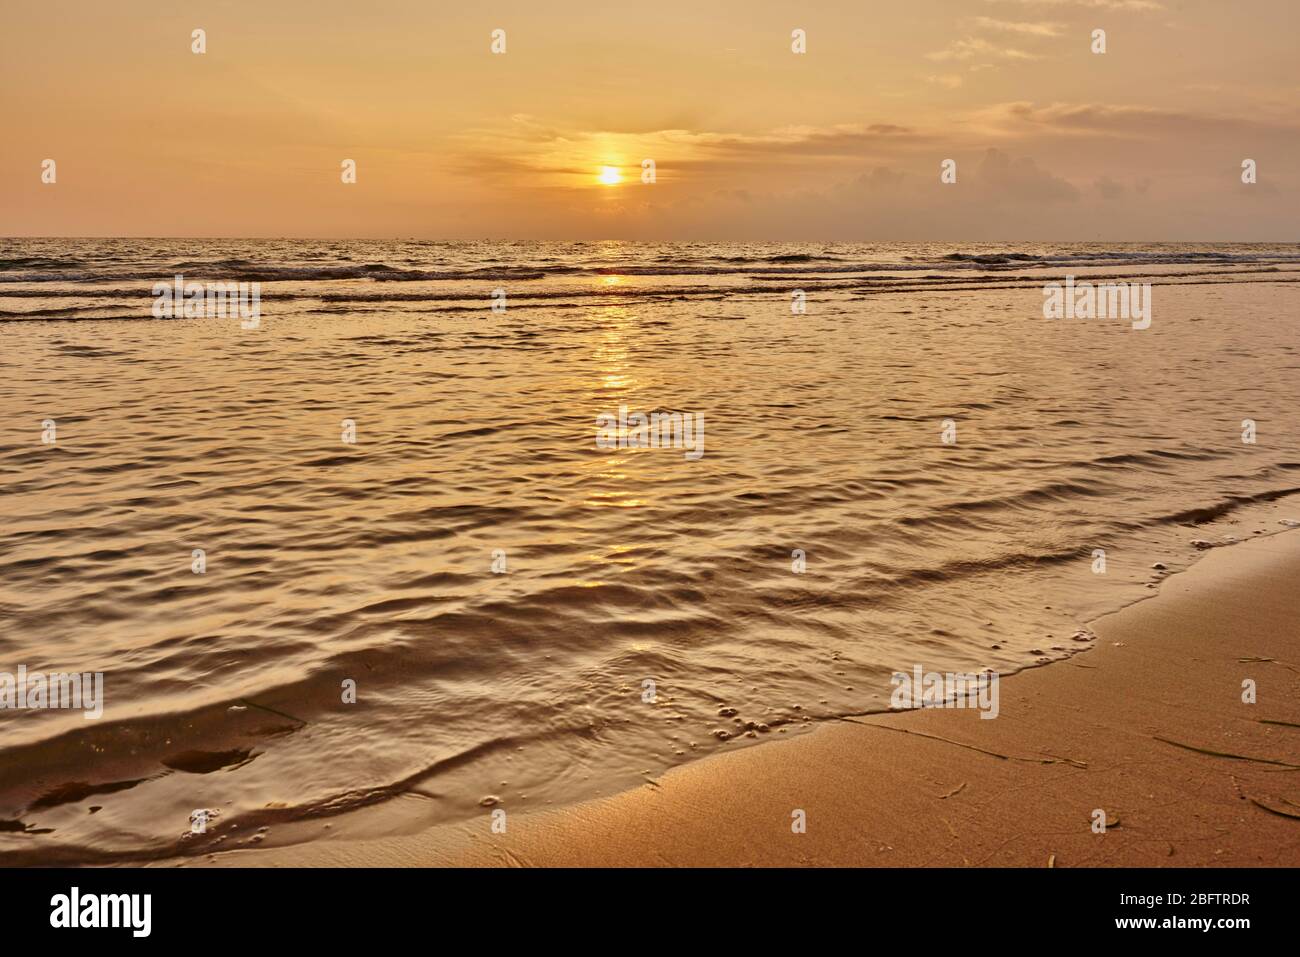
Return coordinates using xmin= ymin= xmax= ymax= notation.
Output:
xmin=185 ymin=527 xmax=1300 ymax=868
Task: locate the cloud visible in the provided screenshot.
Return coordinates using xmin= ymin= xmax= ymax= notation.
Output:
xmin=969 ymin=101 xmax=1300 ymax=139
xmin=927 ymin=74 xmax=965 ymax=89
xmin=983 ymin=0 xmax=1163 ymax=11
xmin=927 ymin=37 xmax=1042 ymax=62
xmin=684 ymin=124 xmax=917 ymax=157
xmin=974 ymin=148 xmax=1079 ymax=202
xmin=850 ymin=167 xmax=907 ymax=191
xmin=443 ymin=118 xmax=928 ymax=193
xmin=1095 ymin=175 xmax=1126 ymax=199
xmin=713 ymin=188 xmax=754 ymax=204
xmin=969 ymin=16 xmax=1064 ymax=36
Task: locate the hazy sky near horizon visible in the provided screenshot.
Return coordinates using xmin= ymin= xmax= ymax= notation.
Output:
xmin=2 ymin=0 xmax=1297 ymax=240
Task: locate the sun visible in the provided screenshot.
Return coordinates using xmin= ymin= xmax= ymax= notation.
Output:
xmin=597 ymin=165 xmax=622 ymax=186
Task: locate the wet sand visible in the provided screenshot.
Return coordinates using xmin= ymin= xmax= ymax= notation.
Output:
xmin=190 ymin=528 xmax=1300 ymax=868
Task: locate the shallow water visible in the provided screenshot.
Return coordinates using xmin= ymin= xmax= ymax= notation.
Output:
xmin=2 ymin=239 xmax=1299 ymax=862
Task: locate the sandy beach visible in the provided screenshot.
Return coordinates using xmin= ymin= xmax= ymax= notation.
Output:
xmin=185 ymin=527 xmax=1300 ymax=868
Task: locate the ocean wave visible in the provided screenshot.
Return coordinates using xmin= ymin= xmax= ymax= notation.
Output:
xmin=3 ymin=244 xmax=1298 ymax=286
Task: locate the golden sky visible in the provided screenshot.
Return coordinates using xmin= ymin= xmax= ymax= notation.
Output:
xmin=2 ymin=0 xmax=1297 ymax=239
